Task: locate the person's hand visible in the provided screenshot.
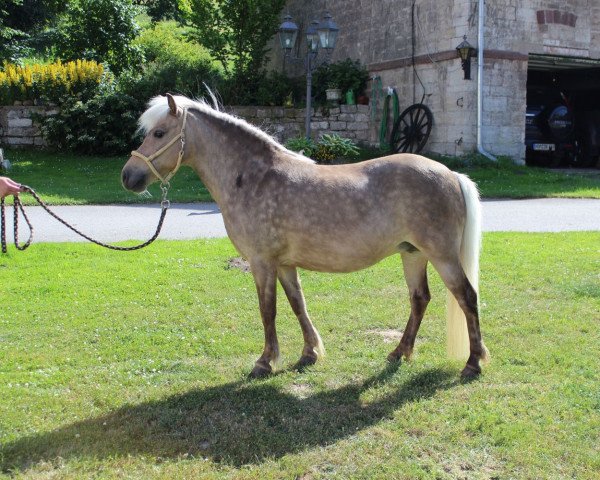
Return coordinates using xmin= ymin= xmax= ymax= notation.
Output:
xmin=0 ymin=176 xmax=22 ymax=198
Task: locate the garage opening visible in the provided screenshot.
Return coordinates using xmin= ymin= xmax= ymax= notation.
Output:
xmin=526 ymin=53 xmax=600 ymax=168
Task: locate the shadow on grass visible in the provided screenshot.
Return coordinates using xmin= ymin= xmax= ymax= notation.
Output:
xmin=1 ymin=366 xmax=458 ymax=471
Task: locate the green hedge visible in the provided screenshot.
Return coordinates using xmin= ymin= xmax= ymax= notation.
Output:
xmin=39 ymin=92 xmax=144 ymax=155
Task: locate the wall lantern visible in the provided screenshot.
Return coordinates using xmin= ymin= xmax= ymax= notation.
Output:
xmin=278 ymin=15 xmax=298 ymax=52
xmin=456 ymin=35 xmax=476 ymax=80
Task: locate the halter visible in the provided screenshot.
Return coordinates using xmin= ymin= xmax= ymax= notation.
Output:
xmin=131 ymin=107 xmax=189 ymax=185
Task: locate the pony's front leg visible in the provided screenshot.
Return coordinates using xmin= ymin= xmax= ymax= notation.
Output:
xmin=278 ymin=265 xmax=324 ymax=368
xmin=249 ymin=259 xmax=279 ymax=378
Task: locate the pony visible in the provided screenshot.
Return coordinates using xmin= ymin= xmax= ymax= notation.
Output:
xmin=122 ymin=94 xmax=489 ymax=379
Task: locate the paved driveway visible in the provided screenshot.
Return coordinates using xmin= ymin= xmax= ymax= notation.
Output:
xmin=481 ymin=198 xmax=600 ymax=232
xmin=3 ymin=199 xmax=599 ymax=244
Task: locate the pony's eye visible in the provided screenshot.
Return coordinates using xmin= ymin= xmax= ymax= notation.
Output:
xmin=154 ymin=130 xmax=165 ymax=138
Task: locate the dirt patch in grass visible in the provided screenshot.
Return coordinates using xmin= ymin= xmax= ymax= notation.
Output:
xmin=366 ymin=328 xmax=404 ymax=343
xmin=227 ymin=257 xmax=250 ymax=273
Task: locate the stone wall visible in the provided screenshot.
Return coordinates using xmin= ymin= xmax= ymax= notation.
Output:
xmin=0 ymin=104 xmax=371 ymax=150
xmin=0 ymin=106 xmax=56 ymax=148
xmin=228 ymin=104 xmax=370 ymax=143
xmin=488 ymin=0 xmax=600 ymax=58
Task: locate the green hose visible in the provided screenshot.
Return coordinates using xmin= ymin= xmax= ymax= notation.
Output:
xmin=379 ymin=87 xmax=399 ymax=151
xmin=371 ymin=76 xmax=383 ymax=121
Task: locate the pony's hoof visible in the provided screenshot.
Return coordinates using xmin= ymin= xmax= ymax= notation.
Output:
xmin=295 ymin=355 xmax=317 ymax=370
xmin=460 ymin=363 xmax=481 ymax=380
xmin=387 ymin=346 xmax=413 ymax=363
xmin=249 ymin=364 xmax=272 ymax=379
xmin=387 ymin=351 xmax=402 ymax=363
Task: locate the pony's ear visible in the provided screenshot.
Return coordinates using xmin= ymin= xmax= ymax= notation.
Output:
xmin=166 ymin=93 xmax=177 ymax=116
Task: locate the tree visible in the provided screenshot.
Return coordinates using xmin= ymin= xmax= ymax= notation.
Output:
xmin=2 ymin=0 xmax=66 ymax=33
xmin=0 ymin=0 xmax=70 ymax=60
xmin=134 ymin=0 xmax=182 ymax=22
xmin=0 ymin=0 xmax=27 ymax=61
xmin=181 ymin=0 xmax=285 ymax=80
xmin=55 ymin=0 xmax=143 ymax=74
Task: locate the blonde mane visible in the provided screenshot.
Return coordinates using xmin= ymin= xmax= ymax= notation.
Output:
xmin=138 ymin=94 xmax=315 ymax=164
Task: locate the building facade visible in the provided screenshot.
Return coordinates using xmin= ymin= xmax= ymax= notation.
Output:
xmin=274 ymin=0 xmax=600 ymax=163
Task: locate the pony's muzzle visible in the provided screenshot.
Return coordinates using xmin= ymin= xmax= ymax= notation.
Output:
xmin=121 ymin=165 xmax=148 ymax=192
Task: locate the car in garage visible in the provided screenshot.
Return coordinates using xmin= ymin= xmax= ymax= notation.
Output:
xmin=526 ymin=65 xmax=600 ymax=168
xmin=525 ymin=87 xmax=577 ymax=167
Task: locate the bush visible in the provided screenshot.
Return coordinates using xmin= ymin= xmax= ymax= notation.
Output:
xmin=284 ymin=136 xmax=317 ymax=157
xmin=0 ymin=60 xmax=106 ymax=105
xmin=118 ymin=59 xmax=222 ymax=102
xmin=133 ymin=21 xmax=215 ymax=67
xmin=285 ymin=134 xmax=359 ymax=164
xmin=254 ymin=71 xmax=304 ymax=107
xmin=313 ymin=59 xmax=369 ymax=105
xmin=39 ymin=91 xmax=144 ymax=154
xmin=119 ymin=20 xmax=223 ymax=101
xmin=314 ymin=134 xmax=360 ymax=164
xmin=218 ymin=70 xmax=304 ymax=106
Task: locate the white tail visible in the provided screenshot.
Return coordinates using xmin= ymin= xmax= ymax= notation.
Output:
xmin=447 ymin=173 xmax=482 ymax=360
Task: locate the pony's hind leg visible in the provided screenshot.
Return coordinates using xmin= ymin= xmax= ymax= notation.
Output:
xmin=431 ymin=257 xmax=488 ymax=378
xmin=277 ymin=265 xmax=324 ymax=368
xmin=249 ymin=259 xmax=279 ymax=378
xmin=388 ymin=251 xmax=430 ymax=363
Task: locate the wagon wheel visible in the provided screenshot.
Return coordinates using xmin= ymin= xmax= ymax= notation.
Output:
xmin=390 ymin=103 xmax=433 ymax=153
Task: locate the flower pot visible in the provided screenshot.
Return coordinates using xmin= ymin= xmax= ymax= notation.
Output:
xmin=325 ymin=88 xmax=342 ymax=104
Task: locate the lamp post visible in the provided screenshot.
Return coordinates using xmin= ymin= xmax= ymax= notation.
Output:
xmin=278 ymin=12 xmax=339 ymax=139
xmin=456 ymin=35 xmax=476 ymax=80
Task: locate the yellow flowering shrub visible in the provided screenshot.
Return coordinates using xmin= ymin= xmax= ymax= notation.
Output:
xmin=0 ymin=60 xmax=105 ymax=105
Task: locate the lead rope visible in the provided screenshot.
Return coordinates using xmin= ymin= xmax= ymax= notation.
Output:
xmin=0 ymin=183 xmax=170 ymax=253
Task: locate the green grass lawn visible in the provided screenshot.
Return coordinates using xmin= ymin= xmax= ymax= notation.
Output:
xmin=3 ymin=150 xmax=212 ymax=205
xmin=456 ymin=160 xmax=600 ymax=199
xmin=1 ymin=233 xmax=598 ymax=479
xmin=3 ymin=149 xmax=600 ymax=205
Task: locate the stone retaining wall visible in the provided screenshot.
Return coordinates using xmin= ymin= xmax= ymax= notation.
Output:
xmin=0 ymin=104 xmax=372 ymax=150
xmin=228 ymin=104 xmax=371 ymax=143
xmin=0 ymin=105 xmax=56 ymax=148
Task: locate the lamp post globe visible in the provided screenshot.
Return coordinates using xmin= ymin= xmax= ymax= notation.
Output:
xmin=317 ymin=11 xmax=339 ymax=51
xmin=278 ymin=15 xmax=298 ymax=52
xmin=306 ymin=20 xmax=320 ymax=53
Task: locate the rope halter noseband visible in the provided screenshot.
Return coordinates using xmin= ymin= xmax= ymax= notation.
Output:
xmin=130 ymin=107 xmax=189 ymax=185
